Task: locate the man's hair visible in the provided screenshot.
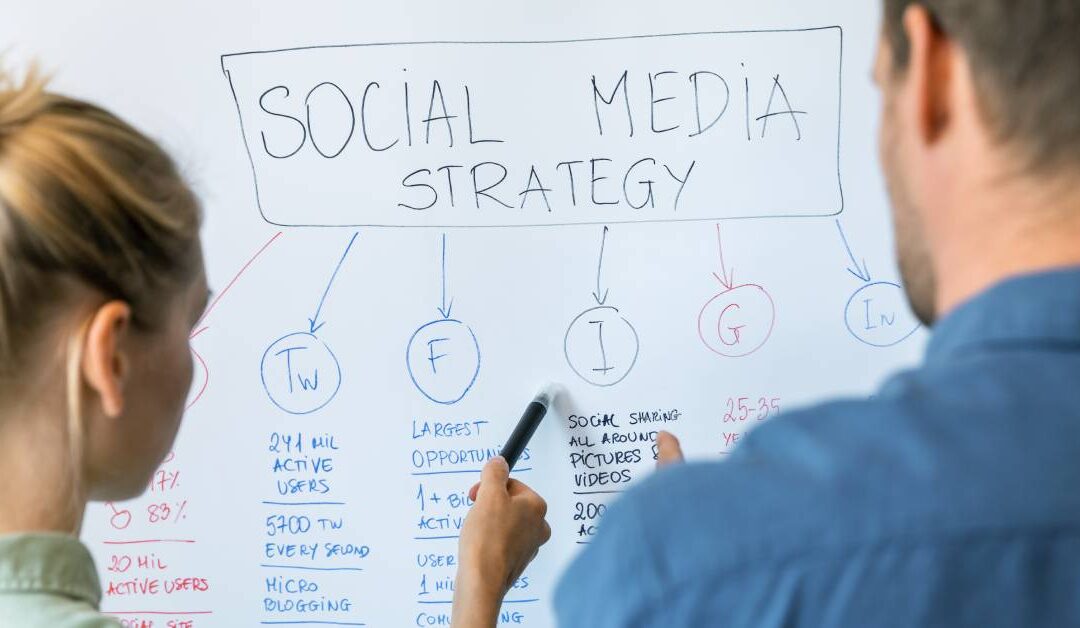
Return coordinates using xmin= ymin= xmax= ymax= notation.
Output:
xmin=884 ymin=0 xmax=1080 ymax=171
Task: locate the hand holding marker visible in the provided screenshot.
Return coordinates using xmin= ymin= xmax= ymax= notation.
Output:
xmin=454 ymin=383 xmax=678 ymax=624
xmin=468 ymin=383 xmax=560 ymax=502
xmin=499 ymin=383 xmax=560 ymax=470
xmin=454 ymin=387 xmax=558 ymax=625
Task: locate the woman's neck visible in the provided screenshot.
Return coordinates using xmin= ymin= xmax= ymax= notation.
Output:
xmin=0 ymin=412 xmax=84 ymax=535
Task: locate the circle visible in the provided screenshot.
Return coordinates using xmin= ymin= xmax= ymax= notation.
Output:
xmin=108 ymin=505 xmax=132 ymax=530
xmin=564 ymin=306 xmax=640 ymax=387
xmin=406 ymin=319 xmax=481 ymax=405
xmin=844 ymin=281 xmax=921 ymax=347
xmin=698 ymin=284 xmax=776 ymax=357
xmin=260 ymin=332 xmax=342 ymax=415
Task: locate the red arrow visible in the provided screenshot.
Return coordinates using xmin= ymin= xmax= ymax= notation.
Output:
xmin=713 ymin=223 xmax=735 ymax=290
xmin=192 ymin=230 xmax=283 ymax=335
xmin=186 ymin=230 xmax=283 ymax=411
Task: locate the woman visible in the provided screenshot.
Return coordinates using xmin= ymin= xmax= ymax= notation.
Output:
xmin=0 ymin=67 xmax=207 ymax=625
xmin=0 ymin=66 xmax=552 ymax=627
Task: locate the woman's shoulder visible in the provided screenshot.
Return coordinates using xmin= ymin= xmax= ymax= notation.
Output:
xmin=0 ymin=532 xmax=119 ymax=627
xmin=0 ymin=593 xmax=121 ymax=627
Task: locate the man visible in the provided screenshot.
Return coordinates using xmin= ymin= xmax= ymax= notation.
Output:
xmin=451 ymin=1 xmax=1080 ymax=626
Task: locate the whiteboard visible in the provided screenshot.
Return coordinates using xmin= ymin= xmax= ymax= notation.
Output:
xmin=2 ymin=1 xmax=925 ymax=626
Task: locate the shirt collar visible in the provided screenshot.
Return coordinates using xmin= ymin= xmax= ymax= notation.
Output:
xmin=927 ymin=266 xmax=1080 ymax=363
xmin=0 ymin=532 xmax=102 ymax=607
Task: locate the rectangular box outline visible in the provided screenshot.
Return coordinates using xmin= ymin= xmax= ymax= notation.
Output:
xmin=221 ymin=27 xmax=845 ymax=229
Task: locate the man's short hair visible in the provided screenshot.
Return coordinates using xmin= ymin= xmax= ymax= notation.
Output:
xmin=884 ymin=0 xmax=1080 ymax=171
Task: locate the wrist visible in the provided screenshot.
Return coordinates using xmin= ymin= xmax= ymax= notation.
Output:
xmin=451 ymin=564 xmax=505 ymax=628
xmin=457 ymin=561 xmax=507 ymax=604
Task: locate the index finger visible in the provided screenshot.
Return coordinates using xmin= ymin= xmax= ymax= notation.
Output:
xmin=656 ymin=431 xmax=685 ymax=467
xmin=476 ymin=456 xmax=511 ymax=499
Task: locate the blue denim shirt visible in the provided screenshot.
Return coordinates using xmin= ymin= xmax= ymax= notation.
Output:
xmin=555 ymin=268 xmax=1080 ymax=627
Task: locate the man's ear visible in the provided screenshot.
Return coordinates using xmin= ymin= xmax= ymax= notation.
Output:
xmin=82 ymin=301 xmax=133 ymax=418
xmin=902 ymin=5 xmax=956 ymax=145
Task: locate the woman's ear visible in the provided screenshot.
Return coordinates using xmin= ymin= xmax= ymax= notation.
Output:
xmin=81 ymin=301 xmax=133 ymax=418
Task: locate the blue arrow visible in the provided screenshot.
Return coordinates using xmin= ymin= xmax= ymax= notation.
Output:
xmin=308 ymin=231 xmax=359 ymax=334
xmin=437 ymin=233 xmax=454 ymax=319
xmin=592 ymin=226 xmax=610 ymax=305
xmin=835 ymin=220 xmax=871 ymax=283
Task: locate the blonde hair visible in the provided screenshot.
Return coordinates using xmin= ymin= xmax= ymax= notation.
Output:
xmin=0 ymin=66 xmax=201 ymax=510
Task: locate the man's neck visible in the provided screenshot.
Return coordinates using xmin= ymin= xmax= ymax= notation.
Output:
xmin=933 ymin=168 xmax=1080 ymax=318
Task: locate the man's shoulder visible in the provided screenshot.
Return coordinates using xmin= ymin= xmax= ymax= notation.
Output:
xmin=622 ymin=397 xmax=925 ymax=565
xmin=554 ymin=397 xmax=910 ymax=619
xmin=556 ymin=357 xmax=1080 ymax=626
xmin=614 ymin=368 xmax=1080 ymax=575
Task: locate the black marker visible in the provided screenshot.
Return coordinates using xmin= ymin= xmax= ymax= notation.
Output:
xmin=500 ymin=384 xmax=560 ymax=470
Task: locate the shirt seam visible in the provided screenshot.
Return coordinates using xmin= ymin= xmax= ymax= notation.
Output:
xmin=0 ymin=578 xmax=101 ymax=605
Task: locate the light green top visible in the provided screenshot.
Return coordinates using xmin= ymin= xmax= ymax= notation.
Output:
xmin=0 ymin=533 xmax=119 ymax=627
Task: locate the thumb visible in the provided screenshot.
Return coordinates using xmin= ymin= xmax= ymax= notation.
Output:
xmin=476 ymin=456 xmax=510 ymax=499
xmin=656 ymin=431 xmax=685 ymax=467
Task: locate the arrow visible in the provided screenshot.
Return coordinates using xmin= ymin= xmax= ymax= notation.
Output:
xmin=835 ymin=220 xmax=872 ymax=282
xmin=592 ymin=226 xmax=610 ymax=305
xmin=713 ymin=223 xmax=736 ymax=290
xmin=193 ymin=230 xmax=283 ymax=336
xmin=187 ymin=230 xmax=283 ymax=412
xmin=437 ymin=233 xmax=453 ymax=319
xmin=308 ymin=231 xmax=359 ymax=333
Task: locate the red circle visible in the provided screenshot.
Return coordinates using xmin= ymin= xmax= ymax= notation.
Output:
xmin=697 ymin=284 xmax=776 ymax=357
